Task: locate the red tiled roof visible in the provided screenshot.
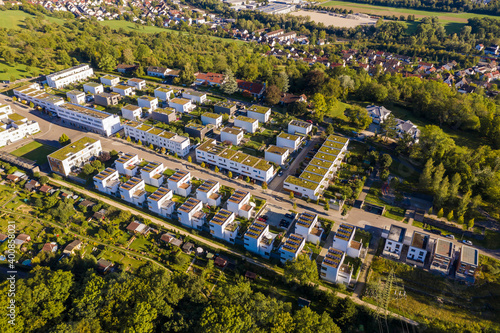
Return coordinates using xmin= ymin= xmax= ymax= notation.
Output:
xmin=196 ymin=72 xmax=224 ymax=85
xmin=236 ymin=80 xmax=265 ymax=95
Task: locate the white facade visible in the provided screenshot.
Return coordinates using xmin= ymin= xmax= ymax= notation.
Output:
xmin=147 ymin=187 xmax=175 ymax=218
xmin=226 ymin=190 xmax=252 ymax=218
xmin=276 ymin=132 xmax=300 ymax=150
xmin=13 ymin=84 xmax=65 ymax=112
xmin=407 ymin=231 xmax=429 ymax=265
xmin=115 ymin=153 xmax=140 ymax=177
xmin=246 ymin=105 xmax=271 ymax=123
xmin=196 ymin=140 xmax=274 ymax=183
xmin=83 ymin=82 xmax=104 ymax=95
xmin=220 ymin=127 xmax=244 ymax=145
xmin=182 ymin=91 xmax=207 ymax=104
xmin=119 ymin=177 xmax=147 ymax=206
xmin=288 ymin=119 xmax=312 ymax=135
xmin=100 ymin=75 xmax=120 ymax=86
xmin=140 ymin=161 xmax=164 ymax=187
xmin=196 ymin=180 xmax=221 ymax=207
xmin=209 ymin=209 xmax=239 ymax=244
xmin=47 ymin=137 xmax=102 ymax=176
xmin=56 ymin=103 xmax=122 ymax=136
xmin=112 ymin=85 xmax=133 ymax=96
xmin=167 ymin=170 xmax=192 ymax=196
xmin=244 ymin=221 xmax=276 ymax=259
xmin=320 ymin=248 xmax=352 ymax=285
xmin=67 ymin=90 xmax=85 ymax=104
xmin=294 ymin=211 xmax=324 ymax=244
xmin=127 ymin=78 xmax=146 ymax=90
xmin=93 ymin=168 xmax=120 ymax=195
xmin=169 ymin=98 xmax=195 ymax=113
xmin=137 ymin=96 xmax=158 ymax=111
xmin=234 ymin=116 xmax=258 ymax=133
xmin=0 ymin=112 xmax=40 ymax=147
xmin=154 ymin=87 xmax=174 ymax=101
xmin=46 ymin=64 xmax=94 ymax=89
xmin=121 ymin=104 xmax=142 ymax=121
xmin=123 ymin=122 xmax=190 ymax=157
xmin=279 ymin=234 xmax=305 ymax=263
xmin=178 ymin=197 xmax=206 ymax=229
xmin=382 ymin=225 xmax=408 ymax=259
xmin=201 ymin=112 xmax=222 ymax=127
xmin=430 ymin=238 xmax=455 ymax=276
xmin=265 ymin=145 xmax=289 ymax=166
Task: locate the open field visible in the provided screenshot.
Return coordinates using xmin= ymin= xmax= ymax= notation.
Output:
xmin=0 ymin=10 xmax=67 ymax=30
xmin=291 ymin=10 xmax=377 ymax=28
xmin=319 ymin=1 xmax=499 ymax=32
xmin=11 ymin=141 xmax=57 ymax=163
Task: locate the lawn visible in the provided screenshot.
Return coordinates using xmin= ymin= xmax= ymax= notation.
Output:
xmin=326 ymin=101 xmax=349 ymax=120
xmin=0 ymin=10 xmax=67 ymax=30
xmin=365 ymin=181 xmax=406 ymax=221
xmin=11 ymin=141 xmax=57 ymax=163
xmin=144 ymin=184 xmax=158 ymax=193
xmin=0 ymin=62 xmax=40 ymax=82
xmin=128 ymin=236 xmax=153 ymax=252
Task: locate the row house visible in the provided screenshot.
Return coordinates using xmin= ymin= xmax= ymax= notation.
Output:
xmin=430 ymin=238 xmax=455 ymax=276
xmin=48 ymin=137 xmax=102 ymax=176
xmin=209 ymin=209 xmax=239 ymax=244
xmin=196 ymin=180 xmax=221 ymax=206
xmin=55 ymin=103 xmax=122 ymax=136
xmin=13 ymin=83 xmax=65 ymax=112
xmin=178 ymin=197 xmax=206 ymax=229
xmin=407 ymin=231 xmax=430 ymax=267
xmin=119 ymin=177 xmax=147 ymax=206
xmin=167 ymin=170 xmax=192 ymax=196
xmin=115 ymin=153 xmax=140 ymax=177
xmin=226 ymin=190 xmax=252 ymax=219
xmin=147 ymin=187 xmax=175 ymax=218
xmin=46 ymin=64 xmax=94 ymax=89
xmin=93 ymin=168 xmax=120 ymax=195
xmin=0 ymin=111 xmax=40 ymax=147
xmin=244 ymin=221 xmax=276 ymax=259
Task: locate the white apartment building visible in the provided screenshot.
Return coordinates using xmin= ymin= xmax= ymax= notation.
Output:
xmin=147 ymin=187 xmax=175 ymax=218
xmin=154 ymin=86 xmax=174 ymax=101
xmin=220 ymin=127 xmax=244 ymax=145
xmin=196 ymin=180 xmax=221 ymax=206
xmin=115 ymin=153 xmax=140 ymax=176
xmin=140 ymin=161 xmax=164 ymax=187
xmin=123 ymin=121 xmax=190 ymax=156
xmin=265 ymin=145 xmax=289 ymax=166
xmin=169 ymin=98 xmax=195 ymax=113
xmin=0 ymin=104 xmax=12 ymax=116
xmin=83 ymin=82 xmax=104 ymax=95
xmin=456 ymin=245 xmax=479 ymax=284
xmin=46 ymin=64 xmax=94 ymax=89
xmin=332 ymin=223 xmax=363 ymax=258
xmin=100 ymin=75 xmax=120 ymax=86
xmin=167 ymin=170 xmax=192 ymax=196
xmin=196 ymin=140 xmax=274 ymax=183
xmin=127 ymin=78 xmax=146 ymax=90
xmin=279 ymin=233 xmax=305 ymax=264
xmin=182 ymin=91 xmax=207 ymax=104
xmin=276 ymin=132 xmax=301 ymax=150
xmin=178 ymin=197 xmax=206 ymax=229
xmin=209 ymin=209 xmax=239 ymax=244
xmin=121 ymin=104 xmax=142 ymax=121
xmin=48 ymin=137 xmax=102 ymax=176
xmin=244 ymin=221 xmax=276 ymax=259
xmin=288 ymin=119 xmax=312 ymax=135
xmin=382 ymin=225 xmax=408 ymax=259
xmin=201 ymin=112 xmax=222 ymax=127
xmin=246 ymin=104 xmax=271 ymax=123
xmin=119 ymin=177 xmax=147 ymax=206
xmin=226 ymin=190 xmax=252 ymax=219
xmin=13 ymin=84 xmax=65 ymax=112
xmin=320 ymin=248 xmax=352 ymax=285
xmin=112 ymin=85 xmax=133 ymax=96
xmin=0 ymin=112 xmax=40 ymax=147
xmin=55 ymin=103 xmax=122 ymax=137
xmin=294 ymin=211 xmax=324 ymax=244
xmin=67 ymin=90 xmax=85 ymax=104
xmin=407 ymin=231 xmax=430 ymax=266
xmin=430 ymin=238 xmax=455 ymax=276
xmin=234 ymin=116 xmax=258 ymax=133
xmin=137 ymin=96 xmax=158 ymax=111
xmin=93 ymin=168 xmax=120 ymax=195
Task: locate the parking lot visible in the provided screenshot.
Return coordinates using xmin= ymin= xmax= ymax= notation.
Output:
xmin=257 ymin=204 xmax=296 ymax=232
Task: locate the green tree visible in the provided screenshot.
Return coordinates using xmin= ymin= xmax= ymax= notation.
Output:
xmin=437 ymin=208 xmax=444 ymax=218
xmin=161 ymin=147 xmax=166 ymax=154
xmin=188 ymin=156 xmax=192 ymax=163
xmin=457 ymin=190 xmax=472 ymax=217
xmin=228 ymin=171 xmax=232 ymax=178
xmin=432 ymin=163 xmax=446 ymax=193
xmin=58 ymin=133 xmax=71 ymax=146
xmin=448 ymin=173 xmax=461 ymax=202
xmin=149 ymin=143 xmax=154 ymax=150
xmin=201 ymin=162 xmax=206 ymax=168
xmin=265 ymin=85 xmax=281 ymax=105
xmin=345 ymin=105 xmax=372 ymax=130
xmin=434 ymin=176 xmax=449 ymax=207
xmin=126 ymin=136 xmax=131 ymax=142
xmin=294 ymin=307 xmax=341 ymax=333
xmin=446 ymin=210 xmax=454 ymax=221
xmin=289 ymin=192 xmax=294 ymax=200
xmin=82 ymin=164 xmax=96 ymax=176
xmin=39 ymin=176 xmax=49 ymax=185
xmin=179 ymin=63 xmax=195 ymax=85
xmin=284 ymin=254 xmax=318 ymax=286
xmin=262 ymin=182 xmax=268 ymax=190
xmin=324 ymin=202 xmax=329 ymax=211
xmin=380 ymin=114 xmax=397 ymax=140
xmin=98 ymin=53 xmax=117 ymax=72
xmin=214 ymin=166 xmax=219 ymax=173
xmin=29 ymin=101 xmax=34 ymax=108
xmin=245 ymin=176 xmax=250 ymax=183
xmin=221 ymin=69 xmax=237 ymax=95
xmin=380 ymin=154 xmax=392 ymax=169
xmin=458 ymin=215 xmax=465 ymax=224
xmin=325 ymin=123 xmax=334 ymax=135
xmin=419 ymin=158 xmax=434 ymax=191
xmin=467 ymin=218 xmax=475 ymax=230
xmin=138 ymin=139 xmax=142 ymax=146
xmin=116 ymin=133 xmax=121 ymax=139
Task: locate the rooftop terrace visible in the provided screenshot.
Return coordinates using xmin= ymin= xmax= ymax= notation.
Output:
xmin=48 ymin=137 xmax=98 ymax=161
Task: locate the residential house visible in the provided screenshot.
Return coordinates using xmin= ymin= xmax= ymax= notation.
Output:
xmin=195 ymin=72 xmax=225 ymax=86
xmin=167 ymin=170 xmax=192 ymax=196
xmin=112 ymin=85 xmax=133 ymax=97
xmin=226 ymin=190 xmax=253 ymax=219
xmin=154 ymin=86 xmax=174 ymax=101
xmin=456 ymin=245 xmax=479 ymax=284
xmin=147 ymin=187 xmax=175 ymax=218
xmin=121 ymin=104 xmax=142 ymax=121
xmin=234 ymin=115 xmax=258 ymax=133
xmin=93 ymin=168 xmax=120 ymax=195
xmin=276 ymin=132 xmax=301 ymax=150
xmin=407 ymin=231 xmax=430 ymax=266
xmin=209 ymin=209 xmax=239 ymax=244
xmin=96 ymin=259 xmax=114 ymax=274
xmin=244 ymin=221 xmax=276 ymax=259
xmin=14 ymin=234 xmax=31 ymax=246
xmin=288 ymin=119 xmax=312 ymax=135
xmin=126 ymin=221 xmax=151 ymax=235
xmin=265 ymin=145 xmax=289 ymax=166
xmin=294 ymin=211 xmax=324 ymax=244
xmin=169 ymin=98 xmax=195 ymax=113
xmin=220 ymin=127 xmax=244 ymax=145
xmin=196 ymin=179 xmax=221 ymax=206
xmin=279 ymin=233 xmax=306 ymax=263
xmin=396 ymin=119 xmax=420 ymax=142
xmin=332 ymin=223 xmax=362 ymax=258
xmin=185 ymin=122 xmax=209 ymax=139
xmin=182 ymin=91 xmax=207 ymax=104
xmin=147 ymin=66 xmax=169 ymax=77
xmin=246 ymin=105 xmax=271 ymax=123
xmin=63 ymin=240 xmax=82 ymax=255
xmin=382 ymin=225 xmax=408 ymax=259
xmin=41 ymin=242 xmax=58 ymax=253
xmin=55 ymin=103 xmax=122 ymax=136
xmin=366 ymin=105 xmax=392 ymax=124
xmin=48 ymin=137 xmax=102 ymax=176
xmin=127 ymin=78 xmax=146 ymax=90
xmin=237 ymin=80 xmax=265 ymax=98
xmin=430 ymin=238 xmax=455 ymax=276
xmin=100 ymin=75 xmax=120 ymax=86
xmin=24 ymin=179 xmax=39 ymax=192
xmin=137 ymin=96 xmax=158 ymax=111
xmin=140 ymin=161 xmax=164 ymax=187
xmin=116 ymin=64 xmax=139 ymax=74
xmin=178 ymin=197 xmax=206 ymax=229
xmin=115 ymin=153 xmax=140 ymax=176
xmin=46 ymin=64 xmax=94 ymax=89
xmin=83 ymin=82 xmax=104 ymax=95
xmin=66 ymin=90 xmax=85 ymax=104
xmin=320 ymin=248 xmax=352 ymax=285
xmin=214 ymin=100 xmax=237 ymax=116
xmin=119 ymin=177 xmax=147 ymax=206
xmin=280 ymin=93 xmax=307 ymax=105
xmin=94 ymin=92 xmax=120 ymax=106
xmin=201 ymin=112 xmax=222 ymax=127
xmin=160 ymin=233 xmax=182 ymax=247
xmin=151 ymin=107 xmax=176 ymax=123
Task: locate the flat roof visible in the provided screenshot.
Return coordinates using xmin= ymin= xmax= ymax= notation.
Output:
xmin=435 ymin=238 xmax=454 ymax=258
xmin=141 ymin=161 xmax=162 ymax=173
xmin=122 ymin=104 xmax=141 ymax=111
xmin=210 ymin=209 xmax=234 ymax=226
xmin=309 ymin=158 xmax=333 ymax=169
xmin=299 ymin=171 xmax=324 ymax=184
xmin=178 ymin=197 xmax=201 ymax=213
xmin=461 ymin=245 xmax=478 ymax=266
xmin=411 ymin=231 xmax=429 ymax=250
xmin=284 ymin=175 xmax=320 ymax=190
xmin=48 ymin=137 xmax=98 ymax=161
xmin=304 ymin=165 xmax=329 ymax=176
xmin=289 ymin=119 xmax=311 ymax=128
xmin=170 ymin=98 xmax=191 ymax=105
xmin=153 ymin=107 xmax=175 ymax=114
xmin=169 ymin=170 xmax=189 ymax=183
xmin=245 ymin=221 xmax=267 ymax=239
xmin=278 ymin=132 xmax=299 ymax=141
xmin=322 ymin=248 xmax=344 ymax=268
xmin=93 ymin=167 xmax=117 ymax=181
xmin=84 ymin=82 xmax=102 ymax=87
xmin=60 ymin=103 xmax=114 ymax=120
xmin=138 ymin=96 xmax=157 ymax=101
xmin=202 ymin=112 xmax=222 ymax=119
xmin=335 ymin=223 xmax=354 ymax=241
xmin=296 ymin=211 xmax=317 ymax=228
xmin=326 ymin=134 xmax=349 ymax=144
xmin=228 ymin=190 xmax=249 ymax=204
xmin=148 ymin=187 xmax=171 ymax=202
xmin=281 ymin=234 xmax=304 ymax=253
xmin=120 ymin=177 xmax=143 ymax=190
xmin=248 ymin=104 xmax=270 ymax=114
xmin=388 ymin=225 xmax=406 ymax=243
xmin=221 ymin=127 xmax=243 ymax=135
xmin=236 ymin=115 xmax=257 ymax=123
xmin=266 ymin=145 xmax=288 ymax=155
xmin=116 ymin=153 xmax=138 ymax=165
xmin=197 ymin=180 xmax=218 ymax=193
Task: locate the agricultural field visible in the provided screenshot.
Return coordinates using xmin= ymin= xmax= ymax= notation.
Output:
xmin=0 ymin=10 xmax=66 ymax=30
xmin=11 ymin=141 xmax=57 ymax=163
xmin=291 ymin=10 xmax=378 ymax=28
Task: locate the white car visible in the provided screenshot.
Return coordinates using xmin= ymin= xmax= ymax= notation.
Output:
xmin=462 ymin=240 xmax=473 ymax=246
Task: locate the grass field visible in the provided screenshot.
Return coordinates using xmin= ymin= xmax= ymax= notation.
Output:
xmin=11 ymin=141 xmax=57 ymax=163
xmin=319 ymin=1 xmax=499 ymax=33
xmin=0 ymin=10 xmax=66 ymax=30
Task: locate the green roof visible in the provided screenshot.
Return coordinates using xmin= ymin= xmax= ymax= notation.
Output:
xmin=322 ymin=140 xmax=345 ymax=150
xmin=197 ymin=140 xmax=225 ymax=155
xmin=122 ymin=104 xmax=141 ymax=111
xmin=309 ymin=158 xmax=333 ymax=169
xmin=154 ymin=107 xmax=175 ymax=114
xmin=148 ymin=127 xmax=163 ymax=135
xmin=230 ymin=151 xmax=248 ymax=164
xmin=186 ymin=122 xmax=206 ymax=130
xmin=248 ymin=104 xmax=270 ymax=114
xmin=299 ymin=171 xmax=325 ymax=184
xmin=171 ymin=98 xmax=190 ymax=105
xmin=215 ymin=100 xmax=236 ymax=108
xmin=139 ymin=96 xmax=157 ymax=101
xmin=102 ymin=75 xmax=118 ymax=80
xmin=218 ymin=148 xmax=238 ymax=159
xmin=318 ymin=146 xmax=342 ymax=157
xmin=326 ymin=134 xmax=348 ymax=144
xmin=159 ymin=131 xmax=175 ymax=139
xmin=284 ymin=175 xmax=320 ymax=190
xmin=236 ymin=115 xmax=257 ymax=123
xmin=155 ymin=87 xmax=173 ymax=93
xmin=84 ymin=82 xmax=101 ymax=87
xmin=8 ymin=113 xmax=26 ymax=122
xmin=138 ymin=124 xmax=153 ymax=132
xmin=222 ymin=127 xmax=243 ymax=135
xmin=278 ymin=132 xmax=299 ymax=141
xmin=266 ymin=145 xmax=288 ymax=155
xmin=304 ymin=165 xmax=329 ymax=176
xmin=48 ymin=137 xmax=98 ymax=161
xmin=254 ymin=159 xmax=272 ymax=171
xmin=314 ymin=152 xmax=336 ymax=162
xmin=202 ymin=112 xmax=221 ymax=119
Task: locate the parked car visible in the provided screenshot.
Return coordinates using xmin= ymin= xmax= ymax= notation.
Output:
xmin=257 ymin=217 xmax=266 ymax=222
xmin=261 ymin=215 xmax=268 ymax=220
xmin=285 ymin=213 xmax=294 ymax=219
xmin=278 ymin=170 xmax=284 ymax=177
xmin=444 ymin=234 xmax=455 ymax=240
xmin=462 ymin=240 xmax=473 ymax=246
xmin=430 ymin=229 xmax=442 ymax=235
